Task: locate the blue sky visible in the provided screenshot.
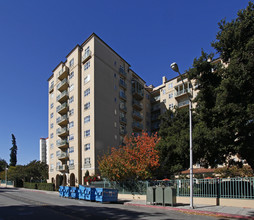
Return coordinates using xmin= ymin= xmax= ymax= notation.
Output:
xmin=0 ymin=0 xmax=250 ymax=165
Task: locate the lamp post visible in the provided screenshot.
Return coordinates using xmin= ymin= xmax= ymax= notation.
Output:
xmin=5 ymin=166 xmax=8 ymax=188
xmin=170 ymin=62 xmax=194 ymax=209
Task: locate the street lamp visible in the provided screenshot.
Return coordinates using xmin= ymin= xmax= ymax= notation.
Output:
xmin=5 ymin=166 xmax=8 ymax=188
xmin=170 ymin=62 xmax=194 ymax=209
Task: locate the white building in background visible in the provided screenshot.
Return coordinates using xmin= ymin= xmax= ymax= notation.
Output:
xmin=40 ymin=138 xmax=49 ymax=164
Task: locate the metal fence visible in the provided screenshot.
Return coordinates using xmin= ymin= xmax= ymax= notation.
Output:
xmin=0 ymin=180 xmax=14 ymax=186
xmin=91 ymin=177 xmax=254 ymax=199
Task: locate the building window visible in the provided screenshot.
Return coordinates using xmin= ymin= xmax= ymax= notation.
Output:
xmin=56 ymin=162 xmax=61 ymax=167
xmin=56 ymin=151 xmax=60 ymax=157
xmin=169 ymin=92 xmax=173 ymax=99
xmin=69 ymin=134 xmax=74 ymax=141
xmin=50 ymin=103 xmax=54 ymax=109
xmin=84 ymin=143 xmax=90 ymax=151
xmin=114 ymin=61 xmax=117 ymax=66
xmin=69 ymin=71 xmax=74 ymax=79
xmin=163 ymin=99 xmax=166 ymax=103
xmin=69 ymin=159 xmax=74 ymax=165
xmin=50 ymin=153 xmax=53 ymax=159
xmin=69 ymin=121 xmax=74 ymax=128
xmin=69 ymin=146 xmax=74 ymax=153
xmin=84 ymin=102 xmax=90 ymax=110
xmin=69 ymin=58 xmax=74 ymax=67
xmin=84 ymin=75 xmax=90 ymax=84
xmin=50 ymin=143 xmax=54 ymax=149
xmin=69 ymin=96 xmax=74 ymax=104
xmin=69 ymin=84 xmax=74 ymax=92
xmin=84 ymin=157 xmax=91 ymax=165
xmin=50 ymin=133 xmax=53 ymax=138
xmin=162 ymin=89 xmax=166 ymax=94
xmin=84 ymin=61 xmax=90 ymax=70
xmin=50 ymin=164 xmax=54 ymax=170
xmin=168 ymin=82 xmax=173 ymax=89
xmin=50 ymin=113 xmax=54 ymax=118
xmin=169 ymin=103 xmax=174 ymax=109
xmin=50 ymin=123 xmax=53 ymax=129
xmin=146 ymin=94 xmax=150 ymax=100
xmin=51 ymin=93 xmax=54 ymax=99
xmin=84 ymin=115 xmax=90 ymax=124
xmin=84 ymin=88 xmax=90 ymax=97
xmin=114 ymin=73 xmax=116 ymax=78
xmin=69 ymin=109 xmax=74 ymax=116
xmin=84 ymin=130 xmax=90 ymax=137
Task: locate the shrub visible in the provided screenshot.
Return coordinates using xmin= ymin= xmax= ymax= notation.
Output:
xmin=23 ymin=182 xmax=55 ymax=191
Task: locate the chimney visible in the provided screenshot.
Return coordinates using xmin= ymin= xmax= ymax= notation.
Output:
xmin=162 ymin=76 xmax=167 ymax=84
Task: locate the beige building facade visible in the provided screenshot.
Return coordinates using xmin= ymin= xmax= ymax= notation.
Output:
xmin=47 ymin=33 xmax=198 ymax=186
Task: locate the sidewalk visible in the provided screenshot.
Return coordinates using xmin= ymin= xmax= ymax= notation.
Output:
xmin=123 ymin=200 xmax=254 ymax=219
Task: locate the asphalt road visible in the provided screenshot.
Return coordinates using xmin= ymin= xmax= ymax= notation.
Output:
xmin=0 ymin=187 xmax=225 ymax=220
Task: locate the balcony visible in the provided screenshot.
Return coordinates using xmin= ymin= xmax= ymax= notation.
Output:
xmin=56 ymin=102 xmax=68 ymax=115
xmin=120 ymin=116 xmax=127 ymax=124
xmin=56 ymin=90 xmax=69 ymax=103
xmin=69 ymin=164 xmax=75 ymax=170
xmin=119 ymin=103 xmax=127 ymax=112
xmin=119 ymin=79 xmax=127 ymax=89
xmin=58 ymin=66 xmax=69 ymax=80
xmin=57 ymin=127 xmax=69 ymax=137
xmin=119 ymin=67 xmax=127 ymax=77
xmin=56 ymin=139 xmax=68 ymax=149
xmin=56 ymin=114 xmax=68 ymax=126
xmin=132 ymin=121 xmax=143 ymax=131
xmin=58 ymin=152 xmax=69 ymax=160
xmin=132 ymin=111 xmax=143 ymax=121
xmin=132 ymin=90 xmax=144 ymax=100
xmin=178 ymin=100 xmax=189 ymax=108
xmin=132 ymin=99 xmax=143 ymax=111
xmin=119 ymin=92 xmax=127 ymax=100
xmin=132 ymin=80 xmax=144 ymax=100
xmin=56 ymin=164 xmax=68 ymax=172
xmin=82 ymin=50 xmax=92 ymax=63
xmin=57 ymin=78 xmax=68 ymax=92
xmin=175 ymin=88 xmax=190 ymax=99
xmin=49 ymin=84 xmax=54 ymax=93
xmin=83 ymin=163 xmax=91 ymax=169
xmin=120 ymin=129 xmax=127 ymax=136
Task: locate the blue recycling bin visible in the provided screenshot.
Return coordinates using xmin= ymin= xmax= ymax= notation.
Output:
xmin=78 ymin=185 xmax=86 ymax=200
xmin=84 ymin=187 xmax=96 ymax=201
xmin=59 ymin=185 xmax=64 ymax=197
xmin=64 ymin=186 xmax=71 ymax=198
xmin=95 ymin=188 xmax=118 ymax=203
xmin=70 ymin=186 xmax=79 ymax=199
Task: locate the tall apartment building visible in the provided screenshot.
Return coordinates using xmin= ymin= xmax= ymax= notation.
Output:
xmin=48 ymin=33 xmax=151 ymax=186
xmin=39 ymin=138 xmax=49 ymax=164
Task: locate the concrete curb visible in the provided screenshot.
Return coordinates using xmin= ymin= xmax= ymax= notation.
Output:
xmin=124 ymin=203 xmax=254 ymax=219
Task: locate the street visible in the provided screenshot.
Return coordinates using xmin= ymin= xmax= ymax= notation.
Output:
xmin=0 ymin=187 xmax=225 ymax=220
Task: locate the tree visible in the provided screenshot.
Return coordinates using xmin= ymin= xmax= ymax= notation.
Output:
xmin=0 ymin=158 xmax=8 ymax=172
xmin=187 ymin=2 xmax=254 ymax=169
xmin=98 ymin=132 xmax=160 ymax=181
xmin=10 ymin=134 xmax=17 ymax=166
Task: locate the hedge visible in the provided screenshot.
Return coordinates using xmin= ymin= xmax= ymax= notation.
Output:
xmin=23 ymin=182 xmax=55 ymax=191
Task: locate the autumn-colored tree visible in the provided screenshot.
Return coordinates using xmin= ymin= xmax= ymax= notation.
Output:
xmin=98 ymin=132 xmax=160 ymax=181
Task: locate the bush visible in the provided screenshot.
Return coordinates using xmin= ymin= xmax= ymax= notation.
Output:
xmin=23 ymin=182 xmax=55 ymax=191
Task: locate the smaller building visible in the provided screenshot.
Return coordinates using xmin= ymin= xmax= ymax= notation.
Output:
xmin=40 ymin=138 xmax=49 ymax=164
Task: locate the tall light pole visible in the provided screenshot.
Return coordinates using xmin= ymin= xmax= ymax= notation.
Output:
xmin=170 ymin=62 xmax=194 ymax=209
xmin=5 ymin=166 xmax=8 ymax=188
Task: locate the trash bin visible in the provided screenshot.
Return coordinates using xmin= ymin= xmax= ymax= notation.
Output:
xmin=70 ymin=186 xmax=79 ymax=199
xmin=95 ymin=188 xmax=118 ymax=203
xmin=146 ymin=187 xmax=156 ymax=205
xmin=164 ymin=187 xmax=176 ymax=206
xmin=64 ymin=186 xmax=71 ymax=198
xmin=59 ymin=185 xmax=64 ymax=197
xmin=84 ymin=187 xmax=96 ymax=201
xmin=155 ymin=186 xmax=164 ymax=205
xmin=78 ymin=185 xmax=86 ymax=200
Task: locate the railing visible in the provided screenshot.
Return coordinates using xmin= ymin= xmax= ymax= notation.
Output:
xmin=132 ymin=122 xmax=143 ymax=130
xmin=178 ymin=100 xmax=189 ymax=107
xmin=56 ymin=114 xmax=68 ymax=124
xmin=56 ymin=90 xmax=68 ymax=102
xmin=56 ymin=127 xmax=68 ymax=135
xmin=119 ymin=104 xmax=127 ymax=112
xmin=56 ymin=78 xmax=68 ymax=90
xmin=132 ymin=99 xmax=143 ymax=109
xmin=82 ymin=50 xmax=91 ymax=63
xmin=58 ymin=66 xmax=68 ymax=79
xmin=120 ymin=117 xmax=127 ymax=124
xmin=56 ymin=139 xmax=68 ymax=147
xmin=175 ymin=88 xmax=190 ymax=97
xmin=58 ymin=152 xmax=69 ymax=159
xmin=119 ymin=79 xmax=127 ymax=89
xmin=119 ymin=68 xmax=127 ymax=77
xmin=69 ymin=164 xmax=75 ymax=170
xmin=56 ymin=102 xmax=68 ymax=113
xmin=90 ymin=177 xmax=254 ymax=199
xmin=132 ymin=111 xmax=143 ymax=120
xmin=119 ymin=92 xmax=127 ymax=100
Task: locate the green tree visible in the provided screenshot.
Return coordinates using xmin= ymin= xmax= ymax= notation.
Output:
xmin=0 ymin=158 xmax=8 ymax=172
xmin=10 ymin=134 xmax=17 ymax=166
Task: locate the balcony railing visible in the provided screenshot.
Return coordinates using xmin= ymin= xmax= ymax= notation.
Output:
xmin=119 ymin=68 xmax=127 ymax=77
xmin=58 ymin=152 xmax=69 ymax=160
xmin=69 ymin=164 xmax=75 ymax=170
xmin=178 ymin=100 xmax=189 ymax=108
xmin=58 ymin=66 xmax=69 ymax=80
xmin=119 ymin=92 xmax=127 ymax=100
xmin=82 ymin=50 xmax=92 ymax=63
xmin=175 ymin=88 xmax=190 ymax=98
xmin=56 ymin=139 xmax=68 ymax=148
xmin=119 ymin=103 xmax=127 ymax=112
xmin=56 ymin=102 xmax=68 ymax=114
xmin=56 ymin=78 xmax=68 ymax=92
xmin=49 ymin=84 xmax=54 ymax=92
xmin=120 ymin=117 xmax=127 ymax=124
xmin=56 ymin=127 xmax=68 ymax=137
xmin=119 ymin=79 xmax=127 ymax=89
xmin=120 ymin=129 xmax=127 ymax=135
xmin=56 ymin=164 xmax=68 ymax=172
xmin=56 ymin=90 xmax=68 ymax=103
xmin=132 ymin=99 xmax=143 ymax=110
xmin=132 ymin=122 xmax=143 ymax=131
xmin=56 ymin=114 xmax=68 ymax=126
xmin=83 ymin=163 xmax=91 ymax=168
xmin=132 ymin=111 xmax=143 ymax=121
